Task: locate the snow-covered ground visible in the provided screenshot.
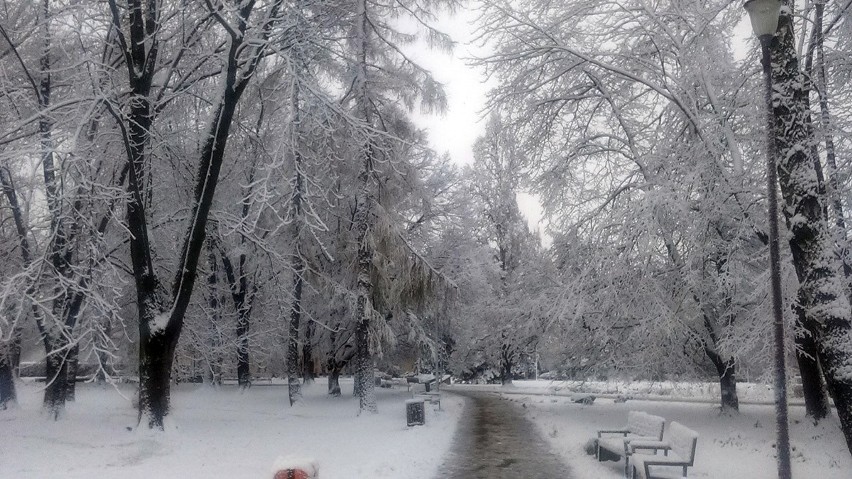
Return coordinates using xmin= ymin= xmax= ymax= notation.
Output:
xmin=1 ymin=379 xmax=463 ymax=479
xmin=453 ymin=381 xmax=852 ymax=478
xmin=6 ymin=377 xmax=851 ymax=479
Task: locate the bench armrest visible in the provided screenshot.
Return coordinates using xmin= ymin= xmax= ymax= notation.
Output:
xmin=637 ymin=457 xmax=690 ymax=479
xmin=597 ymin=429 xmax=629 ymax=438
xmin=629 ymin=440 xmax=670 ymax=453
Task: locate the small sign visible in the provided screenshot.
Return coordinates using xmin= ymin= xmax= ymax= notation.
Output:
xmin=406 ymin=398 xmax=426 ymax=426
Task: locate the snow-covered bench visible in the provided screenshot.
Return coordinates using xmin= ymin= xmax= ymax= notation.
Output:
xmin=414 ymin=391 xmax=442 ymax=410
xmin=628 ymin=421 xmax=698 ymax=479
xmin=596 ymin=411 xmax=666 ymax=476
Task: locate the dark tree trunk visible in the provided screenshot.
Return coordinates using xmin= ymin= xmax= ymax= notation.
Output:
xmin=302 ymin=318 xmax=315 ymax=384
xmin=236 ymin=310 xmax=251 ymax=388
xmin=719 ymin=363 xmax=738 ymax=412
xmin=66 ymin=344 xmax=79 ymax=402
xmin=354 ymin=299 xmax=375 ymax=411
xmin=803 ymin=6 xmax=845 ymax=420
xmin=108 ymin=0 xmax=164 ymax=428
xmin=41 ymin=289 xmax=88 ymax=415
xmin=700 ymin=295 xmax=740 ymax=413
xmin=795 ymin=343 xmax=829 ymax=420
xmin=706 ymin=349 xmax=739 ymax=412
xmin=783 ymin=17 xmax=833 ymax=418
xmin=9 ymin=327 xmax=21 ymax=376
xmin=0 ymin=352 xmax=15 ymax=409
xmin=216 ymin=230 xmax=254 ymax=390
xmin=287 ymin=251 xmax=304 ymax=406
xmin=95 ymin=317 xmax=113 ymax=383
xmin=38 ymin=0 xmax=76 ymax=416
xmin=287 ymin=89 xmax=305 ymax=405
xmin=138 ymin=320 xmax=179 ymax=429
xmin=0 ymin=168 xmax=26 ymax=408
xmin=237 ymin=314 xmax=251 ymax=389
xmin=43 ymin=351 xmax=68 ymax=419
xmin=771 ymin=7 xmax=852 ymax=454
xmin=500 ymin=333 xmax=514 ymax=386
xmin=351 ymin=0 xmax=377 ymax=414
xmin=794 ymin=300 xmax=830 ymax=420
xmin=328 ymin=366 xmax=342 ymax=397
xmin=326 ymin=324 xmax=352 ymax=397
xmin=206 ymin=240 xmax=223 ymax=387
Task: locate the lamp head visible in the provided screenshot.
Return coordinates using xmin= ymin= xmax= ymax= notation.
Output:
xmin=744 ymin=0 xmax=782 ymax=38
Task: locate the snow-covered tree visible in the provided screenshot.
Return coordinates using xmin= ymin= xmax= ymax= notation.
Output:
xmin=475 ymin=0 xmax=781 ymax=412
xmin=767 ymin=1 xmax=852 ymax=452
xmin=104 ymin=0 xmax=288 ymax=429
xmin=465 ymin=115 xmax=542 ymax=384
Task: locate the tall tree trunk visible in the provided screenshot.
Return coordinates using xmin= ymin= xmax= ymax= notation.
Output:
xmin=43 ymin=350 xmax=68 ymax=419
xmin=500 ymin=334 xmax=514 ymax=386
xmin=0 ymin=351 xmax=16 ymax=410
xmin=352 ymin=0 xmax=378 ymax=415
xmin=354 ymin=308 xmax=375 ymax=411
xmin=719 ymin=363 xmax=740 ymax=415
xmin=303 ymin=318 xmax=315 ymax=384
xmin=287 ymin=250 xmax=304 ymax=406
xmin=771 ymin=7 xmax=852 ymax=454
xmin=41 ymin=290 xmax=86 ymax=416
xmin=352 ymin=202 xmax=375 ymax=410
xmin=37 ymin=0 xmax=76 ymax=416
xmin=794 ymin=296 xmax=830 ymax=419
xmin=9 ymin=327 xmax=21 ymax=376
xmin=2 ymin=160 xmax=73 ymax=417
xmin=235 ymin=302 xmax=251 ymax=388
xmin=206 ymin=240 xmax=222 ymax=386
xmin=66 ymin=344 xmax=79 ymax=401
xmin=107 ymin=0 xmax=165 ymax=428
xmin=326 ymin=322 xmax=353 ymax=397
xmin=138 ymin=321 xmax=179 ymax=428
xmin=795 ymin=336 xmax=829 ymax=420
xmin=792 ymin=14 xmax=834 ymax=417
xmin=0 ymin=168 xmax=27 ymax=409
xmin=700 ymin=295 xmax=740 ymax=413
xmin=706 ymin=348 xmax=739 ymax=412
xmin=235 ymin=310 xmax=251 ymax=388
xmin=328 ymin=365 xmax=342 ymax=397
xmin=287 ymin=82 xmax=306 ymax=406
xmin=95 ymin=317 xmax=113 ymax=383
xmin=215 ymin=226 xmax=254 ymax=390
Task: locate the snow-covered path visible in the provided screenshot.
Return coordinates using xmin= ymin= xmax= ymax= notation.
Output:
xmin=435 ymin=391 xmax=572 ymax=478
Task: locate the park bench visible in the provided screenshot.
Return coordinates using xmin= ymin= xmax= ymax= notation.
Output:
xmin=414 ymin=391 xmax=442 ymax=410
xmin=628 ymin=421 xmax=699 ymax=479
xmin=406 ymin=373 xmax=437 ymax=392
xmin=596 ymin=411 xmax=666 ymax=477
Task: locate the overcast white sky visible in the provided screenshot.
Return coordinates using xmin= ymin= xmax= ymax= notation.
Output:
xmin=407 ymin=8 xmax=489 ymax=167
xmin=404 ymin=8 xmax=548 ymax=236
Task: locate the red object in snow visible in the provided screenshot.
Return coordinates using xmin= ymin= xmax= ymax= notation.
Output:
xmin=274 ymin=469 xmax=311 ymax=479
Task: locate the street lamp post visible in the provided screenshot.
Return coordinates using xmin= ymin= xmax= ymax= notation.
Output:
xmin=743 ymin=1 xmax=791 ymax=478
